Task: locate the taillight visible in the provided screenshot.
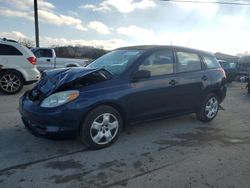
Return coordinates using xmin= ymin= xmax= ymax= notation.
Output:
xmin=27 ymin=57 xmax=36 ymax=65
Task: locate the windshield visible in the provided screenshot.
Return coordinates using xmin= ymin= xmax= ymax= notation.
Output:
xmin=87 ymin=50 xmax=143 ymax=75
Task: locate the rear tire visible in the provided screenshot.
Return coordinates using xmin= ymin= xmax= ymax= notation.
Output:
xmin=196 ymin=94 xmax=219 ymax=122
xmin=0 ymin=70 xmax=24 ymax=94
xmin=80 ymin=105 xmax=123 ymax=150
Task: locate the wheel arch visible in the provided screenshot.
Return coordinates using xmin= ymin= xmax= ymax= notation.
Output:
xmin=210 ymin=89 xmax=223 ymax=103
xmin=0 ymin=68 xmax=25 ymax=82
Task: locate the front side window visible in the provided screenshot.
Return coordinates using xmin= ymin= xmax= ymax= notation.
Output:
xmin=138 ymin=49 xmax=174 ymax=76
xmin=176 ymin=51 xmax=201 ymax=73
xmin=0 ymin=44 xmax=22 ymax=56
xmin=87 ymin=50 xmax=143 ymax=76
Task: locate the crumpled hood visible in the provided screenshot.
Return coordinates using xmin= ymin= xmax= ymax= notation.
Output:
xmin=34 ymin=67 xmax=101 ymax=97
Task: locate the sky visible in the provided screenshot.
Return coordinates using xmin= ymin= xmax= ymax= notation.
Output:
xmin=0 ymin=0 xmax=250 ymax=55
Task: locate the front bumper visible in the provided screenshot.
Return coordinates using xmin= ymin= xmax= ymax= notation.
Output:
xmin=19 ymin=94 xmax=87 ymax=139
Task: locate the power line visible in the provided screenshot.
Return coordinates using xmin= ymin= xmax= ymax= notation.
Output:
xmin=160 ymin=0 xmax=250 ymax=5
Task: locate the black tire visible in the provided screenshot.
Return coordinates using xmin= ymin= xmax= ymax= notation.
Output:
xmin=0 ymin=70 xmax=24 ymax=94
xmin=80 ymin=105 xmax=123 ymax=150
xmin=196 ymin=93 xmax=219 ymax=122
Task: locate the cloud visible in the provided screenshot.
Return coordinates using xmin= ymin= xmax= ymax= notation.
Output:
xmin=80 ymin=4 xmax=111 ymax=12
xmin=170 ymin=0 xmax=219 ymax=17
xmin=88 ymin=21 xmax=110 ymax=34
xmin=68 ymin=11 xmax=79 ymax=17
xmin=0 ymin=0 xmax=86 ymax=31
xmin=0 ymin=31 xmax=27 ymax=40
xmin=7 ymin=0 xmax=54 ymax=10
xmin=38 ymin=10 xmax=86 ymax=31
xmin=41 ymin=37 xmax=127 ymax=50
xmin=117 ymin=25 xmax=154 ymax=39
xmin=0 ymin=8 xmax=31 ymax=20
xmin=81 ymin=0 xmax=156 ymax=13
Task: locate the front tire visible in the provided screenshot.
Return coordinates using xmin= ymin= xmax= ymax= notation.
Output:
xmin=80 ymin=105 xmax=123 ymax=150
xmin=0 ymin=70 xmax=24 ymax=94
xmin=196 ymin=94 xmax=219 ymax=122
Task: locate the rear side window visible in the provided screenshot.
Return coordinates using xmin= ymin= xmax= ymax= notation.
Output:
xmin=203 ymin=55 xmax=220 ymax=69
xmin=33 ymin=49 xmax=52 ymax=58
xmin=176 ymin=51 xmax=201 ymax=73
xmin=138 ymin=49 xmax=174 ymax=76
xmin=0 ymin=44 xmax=23 ymax=56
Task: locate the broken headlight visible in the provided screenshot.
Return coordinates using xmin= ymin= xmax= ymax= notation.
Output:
xmin=40 ymin=90 xmax=79 ymax=108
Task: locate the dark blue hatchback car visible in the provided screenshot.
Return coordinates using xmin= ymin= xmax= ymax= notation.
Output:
xmin=19 ymin=45 xmax=227 ymax=149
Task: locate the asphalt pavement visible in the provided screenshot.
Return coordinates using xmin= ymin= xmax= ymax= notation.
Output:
xmin=0 ymin=82 xmax=250 ymax=188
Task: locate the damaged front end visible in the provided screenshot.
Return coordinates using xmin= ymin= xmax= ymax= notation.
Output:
xmin=27 ymin=67 xmax=112 ymax=102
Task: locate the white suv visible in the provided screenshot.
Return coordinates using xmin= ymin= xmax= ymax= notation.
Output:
xmin=0 ymin=38 xmax=40 ymax=94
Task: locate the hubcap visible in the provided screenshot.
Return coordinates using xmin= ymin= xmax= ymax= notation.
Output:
xmin=0 ymin=74 xmax=21 ymax=93
xmin=90 ymin=113 xmax=119 ymax=145
xmin=205 ymin=97 xmax=218 ymax=119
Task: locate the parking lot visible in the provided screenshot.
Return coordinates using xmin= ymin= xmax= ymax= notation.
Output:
xmin=0 ymin=82 xmax=249 ymax=188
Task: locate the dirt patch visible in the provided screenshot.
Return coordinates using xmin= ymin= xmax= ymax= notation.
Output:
xmin=99 ymin=160 xmax=119 ymax=169
xmin=0 ymin=179 xmax=5 ymax=184
xmin=19 ymin=178 xmax=25 ymax=182
xmin=56 ymin=148 xmax=69 ymax=154
xmin=133 ymin=161 xmax=142 ymax=169
xmin=49 ymin=169 xmax=93 ymax=184
xmin=45 ymin=159 xmax=84 ymax=171
xmin=154 ymin=126 xmax=250 ymax=148
xmin=0 ymin=170 xmax=15 ymax=177
xmin=140 ymin=152 xmax=154 ymax=163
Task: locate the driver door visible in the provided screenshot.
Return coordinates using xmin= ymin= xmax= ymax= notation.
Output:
xmin=127 ymin=49 xmax=179 ymax=122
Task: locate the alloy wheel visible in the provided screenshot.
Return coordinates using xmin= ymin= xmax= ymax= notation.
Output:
xmin=0 ymin=74 xmax=21 ymax=93
xmin=90 ymin=113 xmax=119 ymax=145
xmin=205 ymin=97 xmax=218 ymax=119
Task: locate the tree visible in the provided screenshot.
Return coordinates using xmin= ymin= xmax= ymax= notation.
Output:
xmin=18 ymin=38 xmax=35 ymax=49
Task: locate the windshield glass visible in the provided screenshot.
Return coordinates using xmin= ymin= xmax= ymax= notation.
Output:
xmin=87 ymin=50 xmax=143 ymax=75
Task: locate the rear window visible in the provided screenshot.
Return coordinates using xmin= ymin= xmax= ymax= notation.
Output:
xmin=0 ymin=44 xmax=23 ymax=56
xmin=33 ymin=49 xmax=52 ymax=58
xmin=203 ymin=55 xmax=220 ymax=69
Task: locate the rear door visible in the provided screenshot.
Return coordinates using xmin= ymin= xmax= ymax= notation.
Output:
xmin=127 ymin=48 xmax=179 ymax=122
xmin=33 ymin=49 xmax=54 ymax=71
xmin=174 ymin=49 xmax=209 ymax=112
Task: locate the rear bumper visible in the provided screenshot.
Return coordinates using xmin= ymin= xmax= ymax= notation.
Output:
xmin=17 ymin=67 xmax=40 ymax=82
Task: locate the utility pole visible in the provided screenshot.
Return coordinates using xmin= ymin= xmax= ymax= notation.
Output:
xmin=34 ymin=0 xmax=39 ymax=47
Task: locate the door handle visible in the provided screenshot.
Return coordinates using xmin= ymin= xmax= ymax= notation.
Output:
xmin=169 ymin=79 xmax=178 ymax=86
xmin=46 ymin=59 xmax=51 ymax=62
xmin=202 ymin=75 xmax=208 ymax=81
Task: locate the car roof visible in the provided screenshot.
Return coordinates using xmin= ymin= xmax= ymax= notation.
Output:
xmin=116 ymin=45 xmax=213 ymax=56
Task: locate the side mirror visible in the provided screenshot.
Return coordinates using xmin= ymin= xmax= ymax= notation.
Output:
xmin=132 ymin=70 xmax=151 ymax=81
